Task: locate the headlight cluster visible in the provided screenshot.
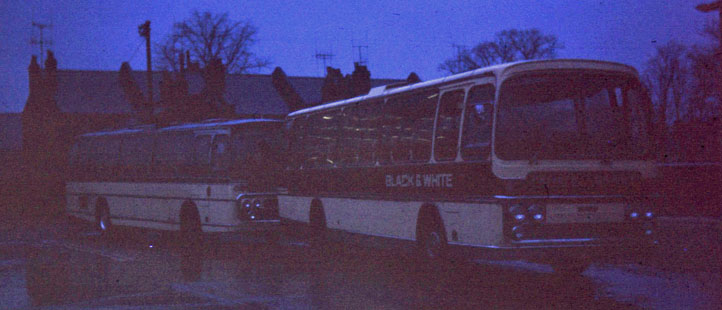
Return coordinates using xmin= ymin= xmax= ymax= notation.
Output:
xmin=237 ymin=197 xmax=278 ymax=221
xmin=626 ymin=204 xmax=654 ymax=220
xmin=505 ymin=203 xmax=546 ymax=241
xmin=626 ymin=203 xmax=655 ymax=236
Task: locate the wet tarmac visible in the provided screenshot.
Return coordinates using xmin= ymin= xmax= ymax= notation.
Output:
xmin=0 ymin=222 xmax=719 ymax=310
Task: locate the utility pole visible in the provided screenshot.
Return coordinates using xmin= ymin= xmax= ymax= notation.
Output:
xmin=696 ymin=1 xmax=722 ymax=116
xmin=30 ymin=22 xmax=52 ymax=68
xmin=138 ymin=21 xmax=153 ymax=107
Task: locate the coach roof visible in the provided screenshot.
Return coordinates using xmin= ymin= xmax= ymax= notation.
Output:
xmin=79 ymin=118 xmax=281 ymax=137
xmin=287 ymin=59 xmax=638 ymax=118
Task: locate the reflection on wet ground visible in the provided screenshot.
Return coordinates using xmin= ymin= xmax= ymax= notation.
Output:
xmin=3 ymin=232 xmax=647 ymax=310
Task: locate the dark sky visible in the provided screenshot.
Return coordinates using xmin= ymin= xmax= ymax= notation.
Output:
xmin=0 ymin=0 xmax=716 ymax=112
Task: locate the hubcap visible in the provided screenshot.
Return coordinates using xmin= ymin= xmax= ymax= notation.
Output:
xmin=99 ymin=214 xmax=108 ymax=231
xmin=425 ymin=231 xmax=442 ymax=258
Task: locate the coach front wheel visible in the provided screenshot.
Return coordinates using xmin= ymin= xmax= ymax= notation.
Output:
xmin=416 ymin=212 xmax=448 ymax=263
xmin=308 ymin=203 xmax=328 ymax=253
xmin=95 ymin=202 xmax=112 ymax=238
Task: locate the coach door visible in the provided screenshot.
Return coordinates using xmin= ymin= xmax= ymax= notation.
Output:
xmin=191 ymin=130 xmax=230 ymax=210
xmin=433 ymin=78 xmax=495 ymax=164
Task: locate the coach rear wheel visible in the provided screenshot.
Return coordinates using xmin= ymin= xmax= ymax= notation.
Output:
xmin=180 ymin=205 xmax=202 ymax=252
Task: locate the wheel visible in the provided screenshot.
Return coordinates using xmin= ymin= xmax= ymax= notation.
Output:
xmin=180 ymin=205 xmax=202 ymax=252
xmin=416 ymin=210 xmax=448 ymax=263
xmin=308 ymin=203 xmax=328 ymax=252
xmin=95 ymin=202 xmax=112 ymax=237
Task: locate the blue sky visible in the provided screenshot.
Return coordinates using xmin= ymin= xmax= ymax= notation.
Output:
xmin=0 ymin=0 xmax=716 ymax=112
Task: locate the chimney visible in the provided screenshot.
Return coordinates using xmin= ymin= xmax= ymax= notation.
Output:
xmin=349 ymin=62 xmax=371 ymax=97
xmin=271 ymin=67 xmax=306 ymax=112
xmin=406 ymin=72 xmax=421 ymax=84
xmin=43 ymin=50 xmax=58 ymax=97
xmin=28 ymin=56 xmax=40 ymax=97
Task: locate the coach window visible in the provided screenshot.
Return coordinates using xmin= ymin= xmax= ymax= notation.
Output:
xmin=287 ymin=117 xmax=307 ymax=169
xmin=98 ymin=137 xmax=122 ymax=175
xmin=194 ymin=134 xmax=212 ymax=171
xmin=383 ymin=91 xmax=438 ymax=164
xmin=383 ymin=96 xmax=409 ymax=163
xmin=340 ymin=101 xmax=382 ymax=167
xmin=336 ymin=107 xmax=357 ymax=166
xmin=69 ymin=139 xmax=85 ymax=166
xmin=411 ymin=90 xmax=438 ymax=162
xmin=461 ymin=85 xmax=494 ymax=160
xmin=211 ymin=134 xmax=230 ymax=172
xmin=305 ymin=111 xmax=339 ymax=168
xmin=434 ymin=89 xmax=465 ymax=161
xmin=123 ymin=135 xmax=154 ymax=173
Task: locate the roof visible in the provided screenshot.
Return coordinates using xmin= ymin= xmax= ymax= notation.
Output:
xmin=289 ymin=59 xmax=639 ymax=117
xmin=79 ymin=118 xmax=281 ymax=137
xmin=54 ymin=70 xmax=401 ymax=116
xmin=0 ymin=113 xmax=22 ymax=150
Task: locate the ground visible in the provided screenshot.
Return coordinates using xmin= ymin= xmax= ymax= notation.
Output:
xmin=0 ymin=214 xmax=719 ymax=310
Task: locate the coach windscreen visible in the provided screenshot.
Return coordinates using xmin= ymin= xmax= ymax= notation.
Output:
xmin=495 ymin=71 xmax=651 ymax=161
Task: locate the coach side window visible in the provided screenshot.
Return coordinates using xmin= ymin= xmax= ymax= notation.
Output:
xmin=380 ymin=91 xmax=437 ymax=164
xmin=379 ymin=97 xmax=406 ymax=164
xmin=337 ymin=101 xmax=382 ymax=167
xmin=121 ymin=135 xmax=154 ymax=178
xmin=93 ymin=137 xmax=121 ymax=175
xmin=287 ymin=118 xmax=307 ymax=169
xmin=194 ymin=135 xmax=212 ymax=166
xmin=434 ymin=90 xmax=465 ymax=161
xmin=336 ymin=107 xmax=358 ymax=166
xmin=461 ymin=85 xmax=494 ymax=160
xmin=304 ymin=111 xmax=339 ymax=168
xmin=211 ymin=134 xmax=230 ymax=172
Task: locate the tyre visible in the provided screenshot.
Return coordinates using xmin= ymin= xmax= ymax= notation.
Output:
xmin=180 ymin=205 xmax=202 ymax=252
xmin=308 ymin=203 xmax=328 ymax=253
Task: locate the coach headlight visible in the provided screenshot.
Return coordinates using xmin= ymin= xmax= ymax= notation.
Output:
xmin=509 ymin=204 xmax=526 ymax=222
xmin=626 ymin=204 xmax=640 ymax=220
xmin=528 ymin=204 xmax=545 ymax=222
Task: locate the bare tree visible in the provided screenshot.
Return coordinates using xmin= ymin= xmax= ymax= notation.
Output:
xmin=685 ymin=19 xmax=721 ymax=121
xmin=439 ymin=28 xmax=562 ymax=74
xmin=155 ymin=11 xmax=269 ymax=73
xmin=643 ymin=41 xmax=689 ymax=127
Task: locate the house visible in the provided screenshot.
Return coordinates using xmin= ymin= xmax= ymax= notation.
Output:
xmin=0 ymin=113 xmax=22 ymax=152
xmin=0 ymin=113 xmax=22 ymax=180
xmin=21 ymin=51 xmax=405 ymax=172
xmin=17 ymin=51 xmax=407 ymax=213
